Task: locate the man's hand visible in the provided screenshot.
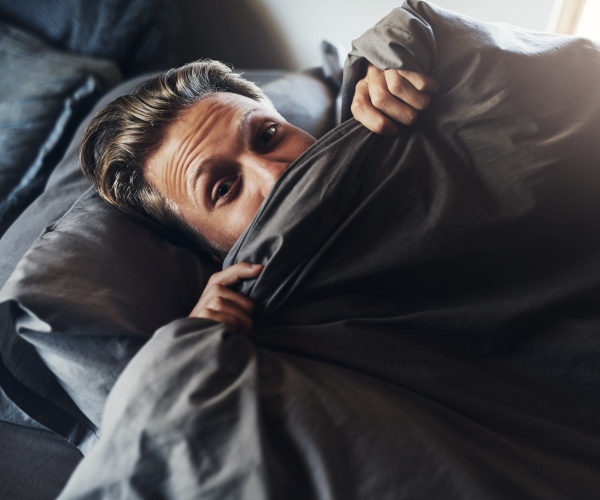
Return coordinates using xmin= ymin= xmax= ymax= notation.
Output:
xmin=351 ymin=64 xmax=439 ymax=136
xmin=189 ymin=262 xmax=263 ymax=336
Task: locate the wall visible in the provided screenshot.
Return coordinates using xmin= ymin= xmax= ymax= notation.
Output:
xmin=177 ymin=0 xmax=558 ymax=70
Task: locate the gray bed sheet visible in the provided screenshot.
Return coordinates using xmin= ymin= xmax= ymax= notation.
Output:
xmin=59 ymin=1 xmax=600 ymax=499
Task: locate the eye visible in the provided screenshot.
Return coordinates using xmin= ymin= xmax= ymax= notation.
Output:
xmin=258 ymin=124 xmax=277 ymax=148
xmin=216 ymin=182 xmax=231 ymax=199
xmin=212 ymin=176 xmax=240 ymax=205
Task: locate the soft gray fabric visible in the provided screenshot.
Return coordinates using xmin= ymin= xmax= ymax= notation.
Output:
xmin=61 ymin=319 xmax=501 ymax=500
xmin=0 ymin=188 xmax=213 ymax=448
xmin=60 ymin=1 xmax=600 ymax=498
xmin=0 ymin=21 xmax=120 ymax=235
xmin=0 ymin=73 xmax=157 ymax=290
xmin=0 ymin=420 xmax=82 ymax=500
xmin=0 ymin=0 xmax=179 ymax=77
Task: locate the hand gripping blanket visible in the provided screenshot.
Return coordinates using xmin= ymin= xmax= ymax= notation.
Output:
xmin=60 ymin=1 xmax=600 ymax=499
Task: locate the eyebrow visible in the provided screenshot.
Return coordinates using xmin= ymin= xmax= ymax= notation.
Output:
xmin=239 ymin=107 xmax=259 ymax=135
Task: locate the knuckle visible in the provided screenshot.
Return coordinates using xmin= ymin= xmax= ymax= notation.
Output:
xmin=354 ymin=79 xmax=368 ymax=95
xmin=208 ymin=271 xmax=228 ymax=286
xmin=388 ymin=78 xmax=406 ymax=96
xmin=372 ymin=116 xmax=389 ymax=134
xmin=366 ymin=64 xmax=379 ymax=76
xmin=405 ymin=110 xmax=417 ymax=125
xmin=202 ymin=308 xmax=218 ymax=320
xmin=413 ymin=77 xmax=427 ymax=91
xmin=356 ymin=77 xmax=368 ymax=87
xmin=370 ymin=91 xmax=387 ymax=109
xmin=351 ymin=97 xmax=365 ymax=115
xmin=210 ymin=296 xmax=226 ymax=309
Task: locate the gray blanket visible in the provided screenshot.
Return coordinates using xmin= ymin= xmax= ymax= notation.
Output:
xmin=60 ymin=1 xmax=600 ymax=498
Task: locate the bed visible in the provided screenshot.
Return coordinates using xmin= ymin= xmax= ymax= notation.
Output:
xmin=2 ymin=1 xmax=600 ymax=498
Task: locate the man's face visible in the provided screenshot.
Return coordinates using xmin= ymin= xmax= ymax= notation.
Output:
xmin=146 ymin=92 xmax=316 ymax=255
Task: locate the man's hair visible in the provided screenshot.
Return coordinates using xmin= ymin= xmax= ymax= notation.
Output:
xmin=80 ymin=59 xmax=273 ymax=256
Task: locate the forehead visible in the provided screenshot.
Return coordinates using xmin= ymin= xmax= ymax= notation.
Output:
xmin=146 ymin=92 xmax=272 ymax=185
xmin=166 ymin=92 xmax=268 ymax=143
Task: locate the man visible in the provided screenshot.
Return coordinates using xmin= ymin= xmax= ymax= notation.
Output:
xmin=80 ymin=59 xmax=438 ymax=336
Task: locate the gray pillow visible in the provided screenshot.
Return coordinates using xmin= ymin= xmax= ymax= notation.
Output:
xmin=0 ymin=74 xmax=152 ymax=290
xmin=0 ymin=188 xmax=214 ymax=449
xmin=0 ymin=21 xmax=120 ymax=234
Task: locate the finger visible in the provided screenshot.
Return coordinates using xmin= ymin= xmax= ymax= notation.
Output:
xmin=362 ymin=72 xmax=419 ymax=127
xmin=201 ymin=308 xmax=253 ymax=336
xmin=208 ymin=262 xmax=263 ymax=287
xmin=368 ymin=76 xmax=420 ymax=126
xmin=351 ymin=79 xmax=401 ymax=136
xmin=396 ymin=69 xmax=440 ymax=93
xmin=383 ymin=70 xmax=432 ymax=112
xmin=365 ymin=65 xmax=420 ymax=126
xmin=190 ymin=285 xmax=255 ymax=317
xmin=211 ymin=285 xmax=255 ymax=315
xmin=204 ymin=295 xmax=252 ymax=319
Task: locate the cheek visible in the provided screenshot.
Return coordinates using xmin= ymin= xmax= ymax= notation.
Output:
xmin=292 ymin=130 xmax=316 ymax=156
xmin=235 ymin=195 xmax=264 ymax=228
xmin=221 ymin=196 xmax=265 ymax=248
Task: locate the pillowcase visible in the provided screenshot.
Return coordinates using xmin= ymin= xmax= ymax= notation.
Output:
xmin=0 ymin=65 xmax=337 ymax=450
xmin=0 ymin=73 xmax=151 ymax=290
xmin=0 ymin=21 xmax=121 ymax=235
xmin=0 ymin=188 xmax=215 ymax=449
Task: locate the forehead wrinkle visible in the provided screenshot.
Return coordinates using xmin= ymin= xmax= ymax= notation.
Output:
xmin=155 ymin=130 xmax=191 ymax=201
xmin=194 ymin=106 xmax=255 ymax=195
xmin=164 ymin=101 xmax=219 ymax=198
xmin=152 ymin=95 xmax=259 ymax=211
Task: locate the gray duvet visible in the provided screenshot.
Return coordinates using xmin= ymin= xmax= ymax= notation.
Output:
xmin=60 ymin=1 xmax=600 ymax=499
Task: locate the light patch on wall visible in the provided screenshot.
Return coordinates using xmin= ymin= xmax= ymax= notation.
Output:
xmin=549 ymin=0 xmax=600 ymax=39
xmin=577 ymin=1 xmax=600 ymax=39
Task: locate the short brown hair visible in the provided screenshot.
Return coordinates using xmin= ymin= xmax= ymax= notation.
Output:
xmin=80 ymin=59 xmax=272 ymax=254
